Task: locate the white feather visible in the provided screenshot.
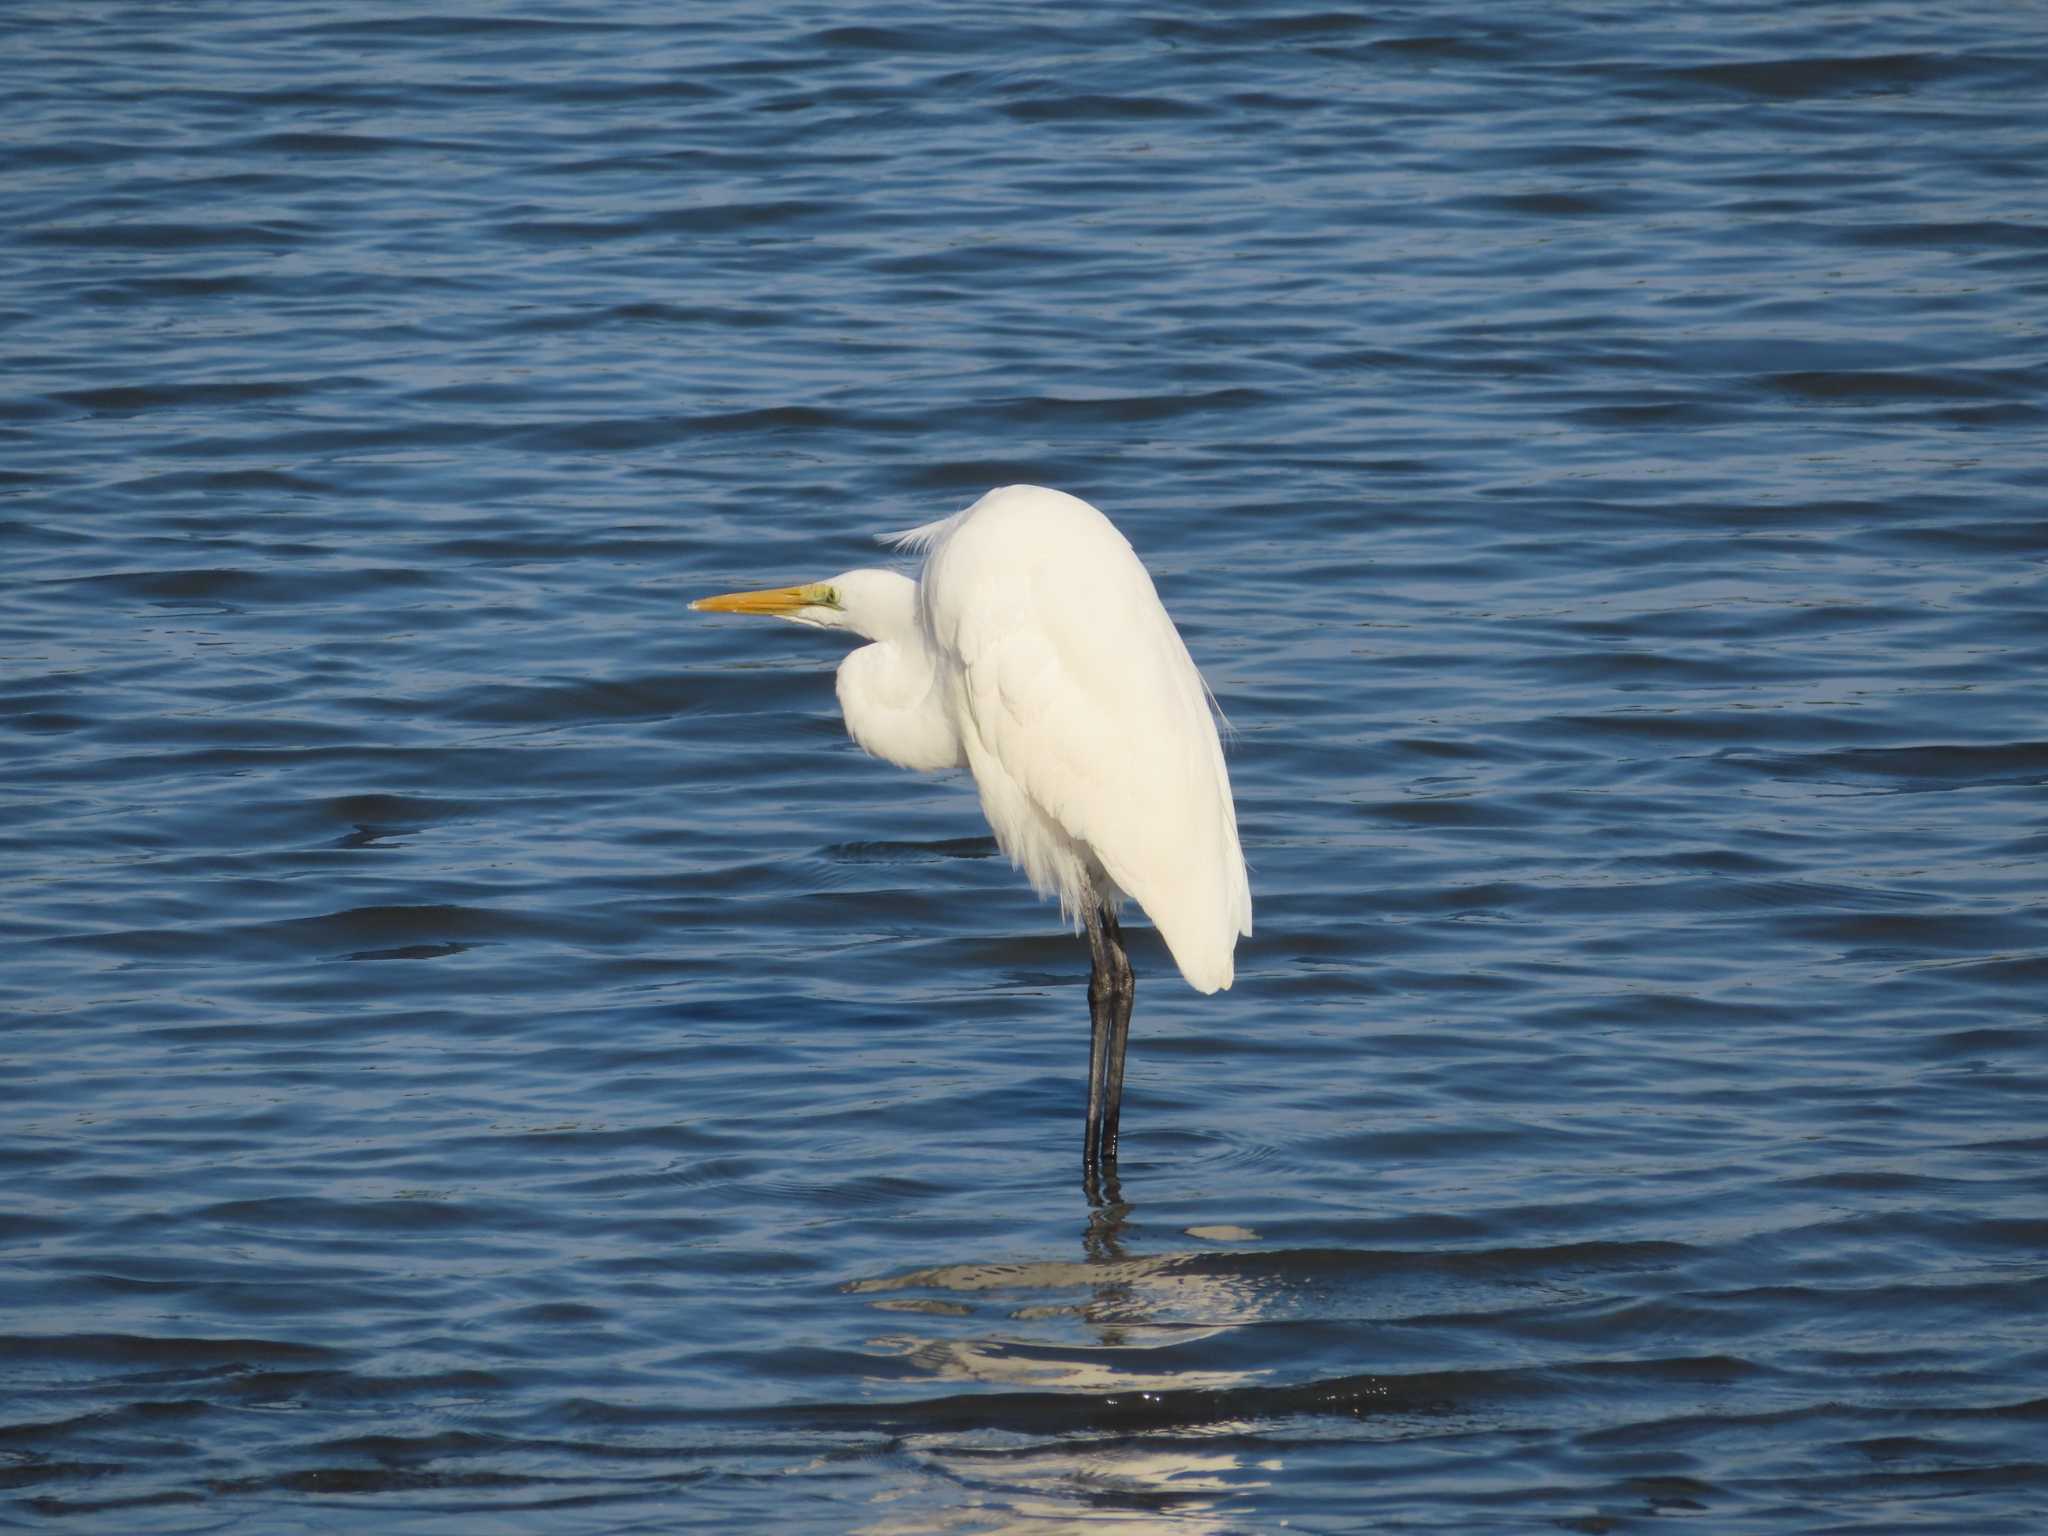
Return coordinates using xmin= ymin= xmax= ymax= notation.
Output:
xmin=704 ymin=485 xmax=1251 ymax=996
xmin=902 ymin=487 xmax=1250 ymax=992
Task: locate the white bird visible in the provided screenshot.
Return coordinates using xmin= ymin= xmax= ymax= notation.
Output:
xmin=692 ymin=485 xmax=1250 ymax=1172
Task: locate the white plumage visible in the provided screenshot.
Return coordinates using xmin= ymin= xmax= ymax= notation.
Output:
xmin=693 ymin=485 xmax=1250 ymax=1166
xmin=891 ymin=487 xmax=1250 ymax=992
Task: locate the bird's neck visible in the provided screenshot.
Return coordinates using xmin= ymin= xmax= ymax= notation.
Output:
xmin=835 ymin=569 xmax=921 ymax=646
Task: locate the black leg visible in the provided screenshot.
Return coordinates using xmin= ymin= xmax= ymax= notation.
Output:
xmin=1082 ymin=901 xmax=1136 ymax=1174
xmin=1098 ymin=906 xmax=1134 ymax=1164
xmin=1083 ymin=905 xmax=1113 ymax=1171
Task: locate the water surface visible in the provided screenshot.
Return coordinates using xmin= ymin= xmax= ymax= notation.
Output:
xmin=4 ymin=3 xmax=2046 ymax=1531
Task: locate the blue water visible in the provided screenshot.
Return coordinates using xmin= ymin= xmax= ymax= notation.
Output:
xmin=5 ymin=3 xmax=2047 ymax=1530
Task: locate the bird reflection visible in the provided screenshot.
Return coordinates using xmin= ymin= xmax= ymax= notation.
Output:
xmin=860 ymin=1437 xmax=1273 ymax=1535
xmin=851 ymin=1181 xmax=1278 ymax=1532
xmin=1083 ymin=1167 xmax=1129 ymax=1257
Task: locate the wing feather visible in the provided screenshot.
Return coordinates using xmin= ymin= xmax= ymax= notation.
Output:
xmin=922 ymin=488 xmax=1249 ymax=992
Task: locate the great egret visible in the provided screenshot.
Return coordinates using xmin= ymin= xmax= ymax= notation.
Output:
xmin=692 ymin=485 xmax=1250 ymax=1171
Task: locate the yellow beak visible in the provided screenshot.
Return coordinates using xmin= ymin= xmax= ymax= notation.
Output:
xmin=690 ymin=583 xmax=829 ymax=617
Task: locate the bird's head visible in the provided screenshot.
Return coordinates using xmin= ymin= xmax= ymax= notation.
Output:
xmin=691 ymin=568 xmax=917 ymax=642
